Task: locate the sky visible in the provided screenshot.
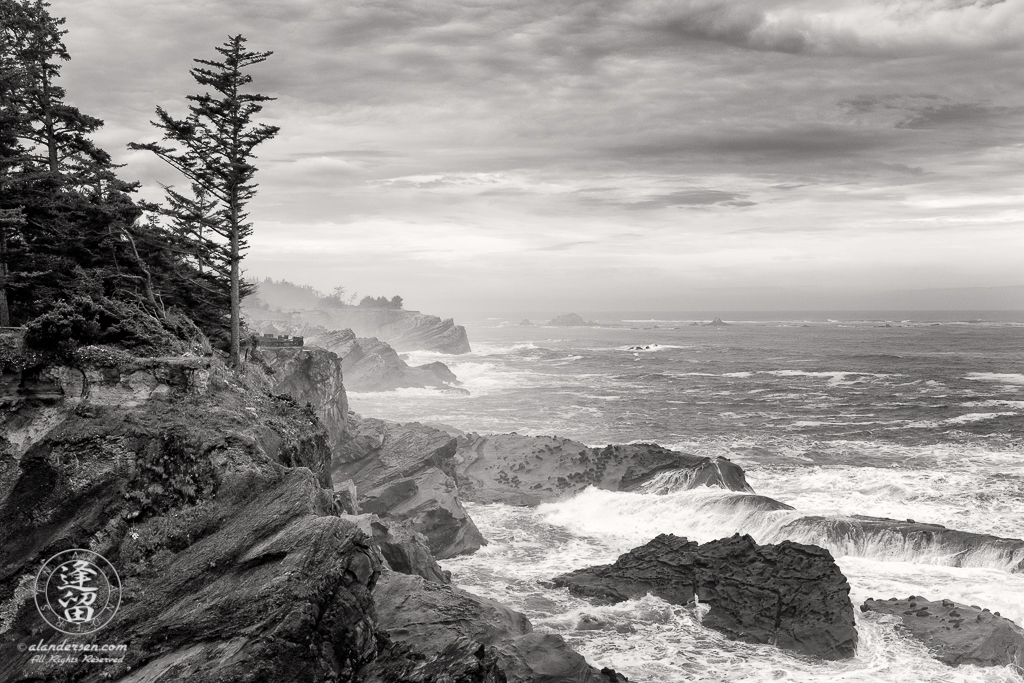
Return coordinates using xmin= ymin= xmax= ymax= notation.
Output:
xmin=50 ymin=0 xmax=1024 ymax=313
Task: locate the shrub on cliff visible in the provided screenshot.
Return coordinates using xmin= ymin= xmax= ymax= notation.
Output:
xmin=24 ymin=295 xmax=201 ymax=360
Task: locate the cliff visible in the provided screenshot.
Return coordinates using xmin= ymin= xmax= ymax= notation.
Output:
xmin=253 ymin=322 xmax=464 ymax=393
xmin=0 ymin=353 xmax=378 ymax=682
xmin=0 ymin=351 xmax=618 ymax=682
xmin=246 ymin=307 xmax=471 ymax=354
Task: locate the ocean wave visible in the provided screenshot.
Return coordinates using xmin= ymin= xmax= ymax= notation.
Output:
xmin=944 ymin=412 xmax=1019 ymax=425
xmin=966 ymin=372 xmax=1024 ymax=386
xmin=538 ymin=488 xmax=1024 ymax=573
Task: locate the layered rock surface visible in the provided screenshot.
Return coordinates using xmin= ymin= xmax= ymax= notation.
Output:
xmin=363 ymin=571 xmax=626 ymax=683
xmin=551 ymin=533 xmax=858 ymax=660
xmin=454 ymin=433 xmax=754 ymax=505
xmin=0 ymin=357 xmax=380 ymax=682
xmin=333 ymin=416 xmax=486 ymax=559
xmin=259 ymin=345 xmax=350 ymax=456
xmin=862 ymin=596 xmax=1024 ymax=669
xmin=0 ymin=354 xmax=617 ymax=683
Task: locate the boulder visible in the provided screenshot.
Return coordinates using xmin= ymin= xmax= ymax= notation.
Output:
xmin=862 ymin=596 xmax=1024 ymax=669
xmin=333 ymin=417 xmax=486 ymax=559
xmin=454 ymin=433 xmax=755 ymax=505
xmin=362 ymin=572 xmax=627 ymax=683
xmin=551 ymin=533 xmax=857 ymax=660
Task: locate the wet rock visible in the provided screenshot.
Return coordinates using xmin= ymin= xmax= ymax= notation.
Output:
xmin=454 ymin=433 xmax=757 ymax=505
xmin=552 ymin=533 xmax=857 ymax=660
xmin=0 ymin=362 xmax=380 ymax=683
xmin=363 ymin=572 xmax=628 ymax=683
xmin=862 ymin=596 xmax=1024 ymax=669
xmin=333 ymin=417 xmax=486 ymax=559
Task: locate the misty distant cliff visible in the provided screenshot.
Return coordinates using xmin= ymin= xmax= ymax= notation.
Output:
xmin=246 ymin=307 xmax=470 ymax=354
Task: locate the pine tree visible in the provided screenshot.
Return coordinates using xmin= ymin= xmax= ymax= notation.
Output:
xmin=130 ymin=35 xmax=279 ymax=367
xmin=0 ymin=0 xmax=154 ymax=326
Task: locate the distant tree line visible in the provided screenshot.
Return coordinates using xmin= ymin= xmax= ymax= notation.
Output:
xmin=245 ymin=278 xmax=404 ymax=312
xmin=359 ymin=295 xmax=403 ymax=310
xmin=0 ymin=0 xmax=277 ymax=365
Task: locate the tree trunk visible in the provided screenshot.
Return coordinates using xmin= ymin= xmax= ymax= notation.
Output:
xmin=0 ymin=213 xmax=15 ymax=327
xmin=41 ymin=76 xmax=58 ymax=174
xmin=229 ymin=197 xmax=241 ymax=367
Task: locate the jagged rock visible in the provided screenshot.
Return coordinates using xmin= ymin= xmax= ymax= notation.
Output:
xmin=343 ymin=514 xmax=451 ymax=584
xmin=706 ymin=317 xmax=728 ymax=326
xmin=454 ymin=433 xmax=756 ymax=505
xmin=862 ymin=596 xmax=1024 ymax=669
xmin=780 ymin=515 xmax=1024 ymax=573
xmin=519 ymin=319 xmax=533 ymax=326
xmin=335 ymin=478 xmax=360 ymax=514
xmin=333 ymin=417 xmax=486 ymax=559
xmin=259 ymin=346 xmax=349 ymax=457
xmin=548 ymin=313 xmax=593 ymax=326
xmin=362 ymin=572 xmax=627 ymax=683
xmin=0 ymin=359 xmax=382 ymax=683
xmin=551 ymin=533 xmax=857 ymax=660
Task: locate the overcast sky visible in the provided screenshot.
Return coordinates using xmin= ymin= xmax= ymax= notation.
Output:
xmin=52 ymin=0 xmax=1024 ymax=312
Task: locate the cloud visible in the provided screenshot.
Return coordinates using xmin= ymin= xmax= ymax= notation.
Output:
xmin=43 ymin=0 xmax=1024 ymax=310
xmin=624 ymin=189 xmax=754 ymax=210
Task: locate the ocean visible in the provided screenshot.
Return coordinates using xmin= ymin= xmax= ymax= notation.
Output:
xmin=347 ymin=313 xmax=1024 ymax=682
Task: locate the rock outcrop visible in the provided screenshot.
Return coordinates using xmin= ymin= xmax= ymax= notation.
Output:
xmin=454 ymin=433 xmax=755 ymax=505
xmin=259 ymin=345 xmax=350 ymax=455
xmin=0 ymin=356 xmax=381 ymax=682
xmin=548 ymin=313 xmax=593 ymax=326
xmin=343 ymin=514 xmax=451 ymax=585
xmin=362 ymin=571 xmax=627 ymax=683
xmin=779 ymin=515 xmax=1024 ymax=573
xmin=551 ymin=533 xmax=858 ymax=660
xmin=862 ymin=597 xmax=1024 ymax=669
xmin=254 ymin=322 xmax=463 ymax=393
xmin=333 ymin=416 xmax=486 ymax=559
xmin=247 ymin=307 xmax=471 ymax=354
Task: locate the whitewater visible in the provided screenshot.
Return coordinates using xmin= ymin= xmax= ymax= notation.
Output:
xmin=348 ymin=313 xmax=1024 ymax=682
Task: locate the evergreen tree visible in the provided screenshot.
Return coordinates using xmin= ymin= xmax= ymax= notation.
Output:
xmin=130 ymin=35 xmax=279 ymax=366
xmin=0 ymin=0 xmax=154 ymax=326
